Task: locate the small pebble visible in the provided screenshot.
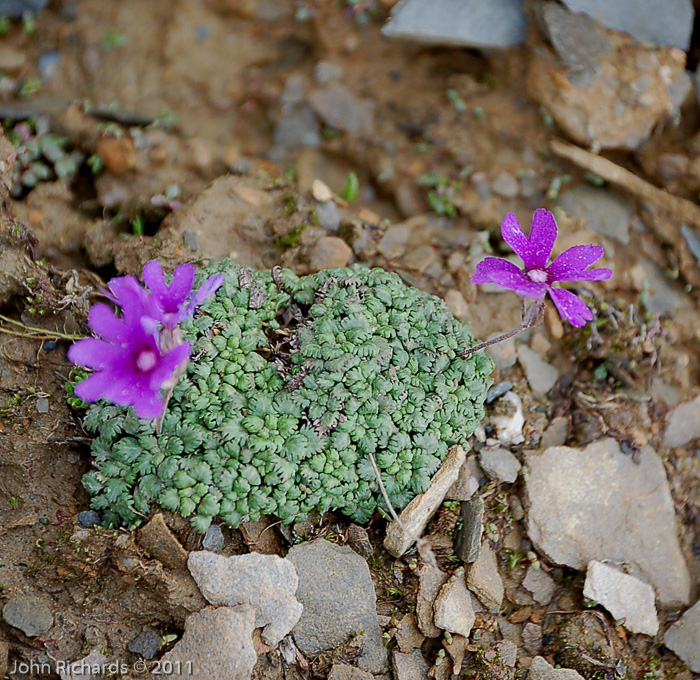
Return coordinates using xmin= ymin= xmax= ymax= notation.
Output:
xmin=35 ymin=398 xmax=49 ymax=413
xmin=486 ymin=381 xmax=512 ymax=404
xmin=311 ymin=179 xmax=333 ymax=202
xmin=78 ymin=510 xmax=100 ymax=527
xmin=492 ymin=171 xmax=519 ymax=198
xmin=316 ymin=201 xmax=341 ymax=231
xmin=202 ymin=524 xmax=225 ymax=553
xmin=43 ymin=340 xmax=57 ymax=351
xmin=128 ymin=629 xmax=162 ymax=660
xmin=38 ymin=50 xmax=60 ymax=82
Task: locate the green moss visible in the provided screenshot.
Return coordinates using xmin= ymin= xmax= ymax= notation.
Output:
xmin=80 ymin=263 xmax=493 ymax=531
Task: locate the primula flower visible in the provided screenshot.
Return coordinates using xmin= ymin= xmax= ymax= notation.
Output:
xmin=142 ymin=260 xmax=224 ymax=328
xmin=471 ymin=209 xmax=612 ymax=327
xmin=68 ymin=296 xmax=191 ymax=419
xmin=68 ymin=260 xmax=223 ymax=419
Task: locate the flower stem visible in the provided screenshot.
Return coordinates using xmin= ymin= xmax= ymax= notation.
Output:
xmin=457 ymin=299 xmax=545 ymax=359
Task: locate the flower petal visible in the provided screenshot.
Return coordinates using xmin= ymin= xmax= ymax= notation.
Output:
xmin=141 ymin=260 xmax=168 ymax=298
xmin=527 ymin=208 xmax=558 ymax=269
xmin=500 ymin=213 xmax=532 ymax=266
xmin=185 ymin=273 xmax=225 ymax=316
xmin=130 ymin=390 xmax=166 ymax=419
xmin=547 ymin=244 xmax=613 ymax=282
xmin=87 ymin=303 xmax=127 ymax=343
xmin=167 ymin=263 xmax=196 ymax=306
xmin=548 ymin=287 xmax=593 ymax=327
xmin=73 ymin=368 xmax=134 ymax=404
xmin=148 ymin=342 xmax=191 ymax=390
xmin=68 ymin=338 xmax=126 ymax=371
xmin=471 ymin=257 xmax=547 ymax=298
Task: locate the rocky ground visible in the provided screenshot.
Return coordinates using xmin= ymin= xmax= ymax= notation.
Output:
xmin=0 ymin=0 xmax=699 ymax=678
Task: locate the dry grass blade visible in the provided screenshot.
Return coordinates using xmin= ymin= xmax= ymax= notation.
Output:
xmin=0 ymin=314 xmax=83 ymax=341
xmin=550 ymin=138 xmax=700 ymax=288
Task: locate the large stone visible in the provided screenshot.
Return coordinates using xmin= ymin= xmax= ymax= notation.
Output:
xmin=664 ymin=599 xmax=700 ymax=673
xmin=433 ymin=571 xmax=475 ymax=638
xmin=287 ymin=539 xmax=387 ymax=673
xmin=663 ymin=395 xmax=700 ymax=448
xmin=382 ymin=0 xmax=528 ymax=49
xmin=527 ymin=31 xmax=688 ymax=151
xmin=525 ymin=439 xmax=690 ymax=604
xmin=560 ymin=0 xmax=693 ymax=50
xmin=2 ymin=595 xmax=53 ymax=637
xmin=385 ymin=445 xmax=467 ymax=557
xmin=583 ymin=561 xmax=658 ymax=636
xmin=479 ymin=447 xmax=520 ymax=484
xmin=158 ymin=606 xmax=257 ymax=680
xmin=465 ymin=543 xmax=504 ymax=610
xmin=416 ymin=564 xmax=449 ymax=638
xmin=558 ymin=186 xmax=631 ymax=244
xmin=187 ymin=551 xmax=302 ymax=646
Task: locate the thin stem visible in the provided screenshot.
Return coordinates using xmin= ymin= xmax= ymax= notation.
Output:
xmin=0 ymin=314 xmax=84 ymax=341
xmin=367 ymin=450 xmax=438 ymax=569
xmin=457 ymin=299 xmax=545 ymax=359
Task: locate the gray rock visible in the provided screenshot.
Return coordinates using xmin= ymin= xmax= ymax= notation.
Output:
xmin=202 ymin=525 xmax=225 ymax=553
xmin=466 ymin=542 xmax=504 ymax=611
xmin=384 ymin=445 xmax=467 ymax=557
xmin=78 ymin=510 xmax=100 ymax=528
xmin=540 ymin=416 xmax=569 ymax=448
xmin=663 ymin=395 xmax=700 ymax=448
xmin=395 ymin=613 xmax=425 ymax=652
xmin=287 ymin=539 xmax=387 ymax=673
xmin=416 ymin=564 xmax=449 ymax=638
xmin=2 ymin=595 xmax=53 ymax=637
xmin=187 ymin=550 xmax=302 ymax=646
xmin=347 ymin=523 xmax=374 ymax=560
xmin=127 ymin=629 xmax=162 ymax=660
xmin=36 ymin=397 xmax=49 ymax=413
xmin=308 ymin=84 xmax=375 ymax=137
xmin=583 ymin=560 xmax=658 ymax=636
xmin=529 ymin=656 xmax=584 ymax=680
xmin=664 ymin=598 xmax=700 ymax=673
xmin=560 ymin=0 xmax=694 ymax=50
xmin=538 ymin=1 xmax=612 ymax=71
xmin=516 ymin=343 xmax=559 ymax=398
xmin=272 ymin=105 xmax=321 ymax=154
xmin=492 ymin=172 xmax=519 ymax=198
xmin=525 ymin=439 xmax=690 ymax=605
xmin=0 ymin=0 xmax=47 ymax=17
xmin=522 ymin=566 xmax=557 ymax=605
xmin=486 ymin=381 xmax=513 ymax=404
xmin=479 ymin=447 xmax=520 ymax=484
xmin=445 ymin=455 xmax=481 ymax=502
xmin=382 ymin=0 xmax=528 ymax=49
xmin=158 ymin=606 xmax=257 ymax=680
xmin=433 ymin=570 xmax=475 ymax=638
xmin=454 ymin=495 xmax=484 ymax=563
xmin=327 ymin=664 xmax=375 ymax=680
xmin=681 ymin=223 xmax=700 ymax=265
xmin=59 ymin=650 xmax=108 ymax=680
xmin=628 ymin=258 xmax=692 ymax=315
xmin=391 ymin=649 xmax=429 ymax=680
xmin=316 ymin=200 xmax=341 ymax=231
xmin=558 ymin=185 xmax=631 ymax=244
xmin=521 ymin=622 xmax=543 ymax=655
xmin=495 ymin=640 xmax=517 ymax=667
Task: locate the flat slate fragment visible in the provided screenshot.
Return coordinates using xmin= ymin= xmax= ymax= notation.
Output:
xmin=525 ymin=439 xmax=690 ymax=605
xmin=382 ymin=0 xmax=528 ymax=49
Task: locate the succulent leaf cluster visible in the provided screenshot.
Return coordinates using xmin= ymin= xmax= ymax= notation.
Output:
xmin=82 ymin=263 xmax=493 ymax=532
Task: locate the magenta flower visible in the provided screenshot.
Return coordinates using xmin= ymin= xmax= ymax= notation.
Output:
xmin=471 ymin=209 xmax=612 ymax=327
xmin=68 ymin=296 xmax=191 ymax=419
xmin=142 ymin=260 xmax=224 ymax=328
xmin=68 ymin=260 xmax=224 ymax=419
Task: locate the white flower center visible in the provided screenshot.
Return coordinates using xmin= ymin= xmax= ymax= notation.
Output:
xmin=136 ymin=350 xmax=158 ymax=372
xmin=527 ymin=269 xmax=548 ymax=283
